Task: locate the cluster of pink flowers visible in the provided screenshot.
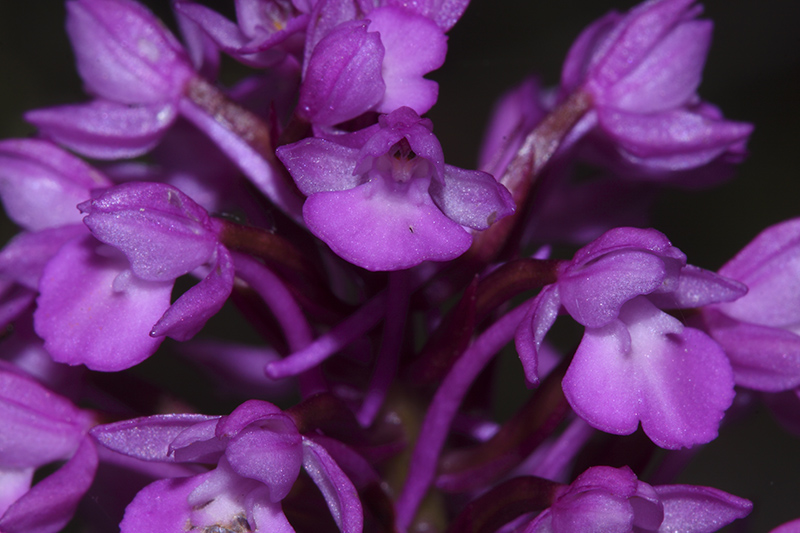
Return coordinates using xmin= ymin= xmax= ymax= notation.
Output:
xmin=0 ymin=0 xmax=797 ymax=531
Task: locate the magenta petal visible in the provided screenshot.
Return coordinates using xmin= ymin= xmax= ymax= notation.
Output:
xmin=515 ymin=286 xmax=561 ymax=385
xmin=0 ymin=369 xmax=90 ymax=468
xmin=169 ymin=419 xmax=226 ymax=463
xmin=175 ymin=1 xmax=250 ymax=50
xmin=177 ymin=97 xmax=304 ymax=219
xmin=565 ymin=298 xmax=734 ymax=449
xmin=635 ymin=322 xmax=733 ymax=449
xmin=299 ymin=20 xmax=386 ymax=125
xmin=66 ymin=0 xmax=193 ymax=104
xmin=186 ymin=460 xmax=267 ymax=532
xmin=559 ymin=466 xmax=638 ymax=499
xmin=0 ymin=469 xmax=33 ymax=517
xmin=216 ymin=400 xmax=285 ymax=438
xmin=699 ymin=309 xmax=800 ymax=392
xmin=151 ymin=245 xmax=234 ymax=341
xmin=177 ymin=0 xmax=305 ymax=68
xmin=90 ymin=414 xmax=219 ymax=461
xmin=303 ymin=177 xmax=471 ymax=271
xmin=0 ymin=225 xmax=87 ymax=291
xmin=1 ymin=323 xmax=84 ymax=393
xmin=236 ymin=0 xmax=309 ymax=52
xmin=523 ymin=508 xmax=554 ymax=532
xmin=303 ymin=0 xmax=360 ymax=67
xmin=525 ymin=466 xmax=643 ymax=532
xmin=719 ymin=217 xmax=800 ymax=284
xmin=34 ymin=236 xmax=172 ymax=371
xmin=597 ymin=107 xmax=754 ymax=171
xmin=301 ymin=438 xmax=363 ymax=533
xmin=173 ymin=0 xmax=221 ymax=77
xmin=429 ymin=165 xmax=514 ymax=230
xmin=312 ymin=122 xmax=381 ymax=149
xmin=356 ymin=108 xmax=443 ymax=179
xmin=559 ymin=249 xmax=668 ymax=328
xmin=225 ymin=415 xmax=303 ymax=502
xmin=654 ymin=485 xmax=753 ymax=532
xmin=276 ymin=138 xmax=361 ymax=195
xmin=551 ymin=485 xmax=633 ymax=532
xmin=589 ymin=0 xmax=697 ymax=89
xmin=81 ymin=182 xmax=217 ymax=282
xmin=638 ymin=328 xmax=734 ymax=448
xmin=119 ymin=475 xmax=202 ymax=533
xmin=304 ymin=435 xmax=381 ymax=489
xmin=717 ymin=217 xmax=800 ymax=328
xmin=631 ymin=481 xmax=665 ymax=530
xmin=0 ymin=284 xmax=35 ymax=331
xmin=604 ymin=20 xmax=711 ymax=113
xmin=560 ymin=11 xmax=619 ymax=93
xmin=564 ymin=317 xmax=638 ymax=436
xmin=26 ymin=100 xmax=176 ymax=160
xmin=0 ymin=139 xmax=108 ymax=194
xmin=426 ymin=0 xmax=471 ymax=31
xmin=364 ymin=0 xmax=469 ymax=31
xmin=648 ymin=264 xmax=747 ymax=309
xmin=571 ymin=226 xmax=683 ymax=266
xmin=0 ymin=438 xmax=98 ymax=533
xmin=246 ymin=487 xmax=296 ymax=533
xmin=368 ymin=7 xmax=445 ymax=115
xmin=0 ymin=139 xmax=105 ymax=230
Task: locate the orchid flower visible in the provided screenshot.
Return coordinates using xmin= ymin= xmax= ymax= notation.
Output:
xmin=278 ymin=106 xmax=514 ymax=270
xmin=92 ymin=400 xmax=363 ymax=533
xmin=515 ymin=227 xmax=746 ymax=448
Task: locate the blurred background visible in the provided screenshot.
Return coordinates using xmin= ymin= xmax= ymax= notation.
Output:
xmin=0 ymin=1 xmax=798 ymax=530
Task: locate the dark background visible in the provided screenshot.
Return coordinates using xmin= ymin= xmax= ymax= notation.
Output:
xmin=1 ymin=1 xmax=798 ymax=530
